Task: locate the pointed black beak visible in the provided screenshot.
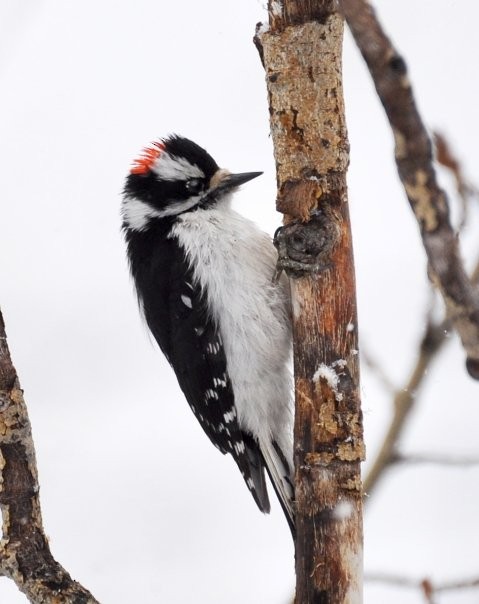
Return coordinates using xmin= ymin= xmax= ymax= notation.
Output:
xmin=215 ymin=171 xmax=263 ymax=192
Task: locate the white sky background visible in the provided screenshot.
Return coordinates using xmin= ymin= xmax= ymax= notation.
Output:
xmin=0 ymin=1 xmax=478 ymax=603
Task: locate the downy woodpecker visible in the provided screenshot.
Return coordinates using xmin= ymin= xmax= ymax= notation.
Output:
xmin=122 ymin=135 xmax=294 ymax=533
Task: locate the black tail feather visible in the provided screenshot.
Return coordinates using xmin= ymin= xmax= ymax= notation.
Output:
xmin=262 ymin=443 xmax=296 ymax=539
xmin=240 ymin=432 xmax=271 ymax=514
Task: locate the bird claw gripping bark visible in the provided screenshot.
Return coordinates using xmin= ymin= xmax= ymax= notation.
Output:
xmin=273 ymin=210 xmax=340 ymax=280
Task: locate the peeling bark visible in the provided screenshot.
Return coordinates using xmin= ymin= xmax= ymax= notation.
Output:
xmin=256 ymin=2 xmax=364 ymax=602
xmin=0 ymin=309 xmax=99 ymax=604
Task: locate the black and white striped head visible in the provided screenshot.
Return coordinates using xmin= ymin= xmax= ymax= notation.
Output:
xmin=122 ymin=135 xmax=262 ymax=232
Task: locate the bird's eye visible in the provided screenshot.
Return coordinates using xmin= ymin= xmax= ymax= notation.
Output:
xmin=186 ymin=178 xmax=203 ymax=194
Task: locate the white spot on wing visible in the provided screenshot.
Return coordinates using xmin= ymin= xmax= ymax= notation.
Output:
xmin=207 ymin=341 xmax=220 ymax=355
xmin=223 ymin=410 xmax=235 ymax=424
xmin=213 ymin=377 xmax=227 ymax=388
xmin=181 ymin=294 xmax=193 ymax=309
xmin=204 ymin=388 xmax=219 ymax=402
xmin=234 ymin=441 xmax=245 ymax=455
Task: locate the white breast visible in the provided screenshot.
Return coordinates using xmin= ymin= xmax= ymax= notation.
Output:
xmin=169 ymin=204 xmax=293 ymax=459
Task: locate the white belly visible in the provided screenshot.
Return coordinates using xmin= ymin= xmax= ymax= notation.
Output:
xmin=170 ymin=205 xmax=293 ymax=452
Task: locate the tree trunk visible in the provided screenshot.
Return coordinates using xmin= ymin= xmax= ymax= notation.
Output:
xmin=256 ymin=2 xmax=364 ymax=602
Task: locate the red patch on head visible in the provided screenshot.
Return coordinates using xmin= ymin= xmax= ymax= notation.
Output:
xmin=130 ymin=140 xmax=166 ymax=175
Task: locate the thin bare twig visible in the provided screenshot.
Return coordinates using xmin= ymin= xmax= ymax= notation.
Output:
xmin=363 ymin=316 xmax=447 ymax=496
xmin=392 ymin=452 xmax=479 ymax=467
xmin=0 ymin=309 xmax=99 ymax=603
xmin=361 ymin=348 xmax=396 ymax=394
xmin=339 ymin=0 xmax=479 ymax=379
xmin=366 ymin=572 xmax=479 ymax=595
xmin=434 ymin=132 xmax=478 ymax=231
xmin=364 ymin=255 xmax=479 ymax=496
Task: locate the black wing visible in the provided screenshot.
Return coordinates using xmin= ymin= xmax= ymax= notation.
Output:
xmin=126 ymin=226 xmax=270 ymax=512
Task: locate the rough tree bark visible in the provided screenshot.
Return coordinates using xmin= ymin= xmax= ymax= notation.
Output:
xmin=0 ymin=309 xmax=99 ymax=604
xmin=339 ymin=0 xmax=479 ymax=379
xmin=255 ymin=2 xmax=364 ymax=602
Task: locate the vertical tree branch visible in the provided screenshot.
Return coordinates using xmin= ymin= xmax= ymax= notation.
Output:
xmin=256 ymin=2 xmax=364 ymax=602
xmin=339 ymin=0 xmax=479 ymax=379
xmin=0 ymin=309 xmax=99 ymax=604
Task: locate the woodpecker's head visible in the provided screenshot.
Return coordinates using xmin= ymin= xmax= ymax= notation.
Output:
xmin=122 ymin=135 xmax=262 ymax=232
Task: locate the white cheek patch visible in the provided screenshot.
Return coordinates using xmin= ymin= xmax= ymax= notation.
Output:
xmin=122 ymin=196 xmax=202 ymax=231
xmin=151 ymin=152 xmax=204 ymax=181
xmin=122 ymin=198 xmax=163 ymax=231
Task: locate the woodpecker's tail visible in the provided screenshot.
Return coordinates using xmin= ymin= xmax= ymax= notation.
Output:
xmin=240 ymin=432 xmax=271 ymax=514
xmin=260 ymin=438 xmax=295 ymax=537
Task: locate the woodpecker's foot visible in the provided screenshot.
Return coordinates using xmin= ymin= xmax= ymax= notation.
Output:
xmin=273 ymin=210 xmax=340 ymax=279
